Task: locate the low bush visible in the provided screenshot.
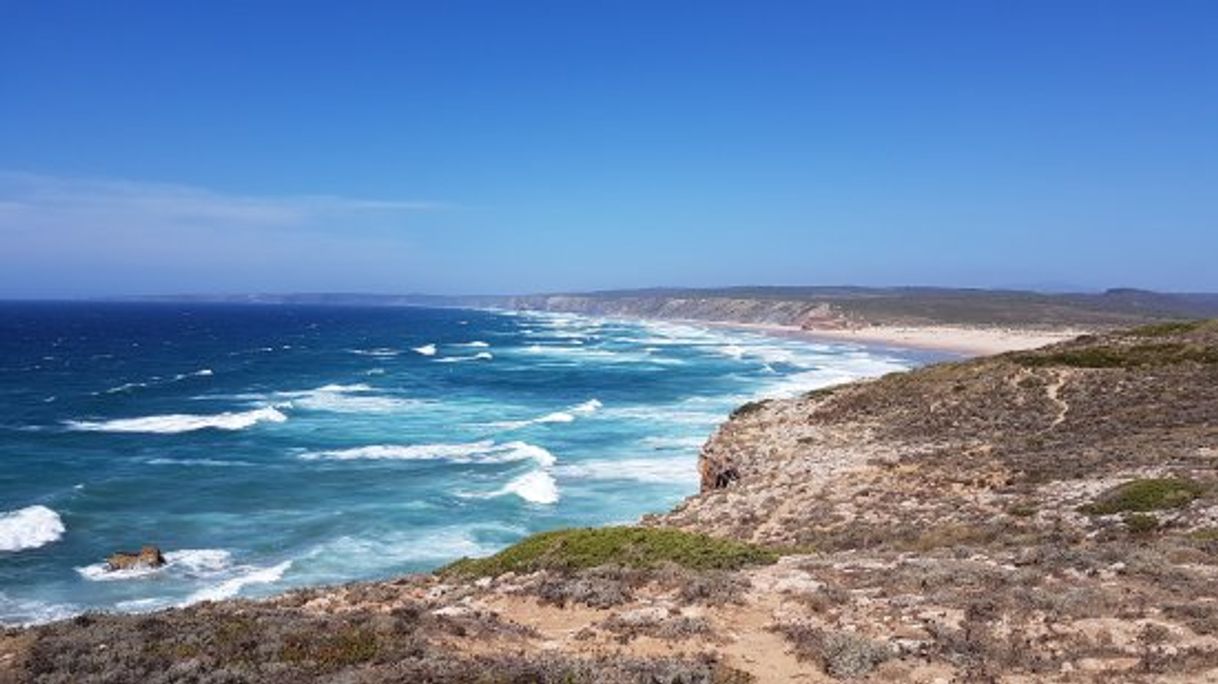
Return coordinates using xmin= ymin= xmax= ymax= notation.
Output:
xmin=773 ymin=624 xmax=891 ymax=677
xmin=1128 ymin=321 xmax=1209 ymax=337
xmin=442 ymin=526 xmax=779 ymax=578
xmin=1079 ymin=478 xmax=1205 ymax=515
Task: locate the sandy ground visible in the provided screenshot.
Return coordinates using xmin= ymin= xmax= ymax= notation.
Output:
xmin=688 ymin=319 xmax=1083 ymax=356
xmin=794 ymin=324 xmax=1085 ymax=356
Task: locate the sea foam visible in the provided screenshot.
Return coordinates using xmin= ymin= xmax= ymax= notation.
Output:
xmin=491 ymin=398 xmax=602 ymax=430
xmin=557 ymin=457 xmax=699 ymax=485
xmin=0 ymin=506 xmax=66 ymax=552
xmin=66 ymin=406 xmax=287 ymax=434
xmin=77 ymin=548 xmax=233 ymax=582
xmin=180 ymin=560 xmax=292 ymax=605
xmin=434 ymin=351 xmax=493 ymax=363
xmin=301 ymin=440 xmax=556 ymax=467
xmin=497 ymin=470 xmax=560 ymax=505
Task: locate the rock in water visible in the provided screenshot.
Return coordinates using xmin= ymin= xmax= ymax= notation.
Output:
xmin=106 ymin=545 xmax=166 ymax=571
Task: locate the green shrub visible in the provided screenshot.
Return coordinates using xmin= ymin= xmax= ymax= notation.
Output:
xmin=1006 ymin=503 xmax=1038 ymax=518
xmin=1014 ymin=343 xmax=1218 ymax=369
xmin=1124 ymin=513 xmax=1159 ymax=534
xmin=730 ymin=399 xmax=771 ymax=419
xmin=1128 ymin=321 xmax=1208 ymax=337
xmin=441 ymin=526 xmax=778 ymax=577
xmin=1079 ymin=478 xmax=1205 ymax=515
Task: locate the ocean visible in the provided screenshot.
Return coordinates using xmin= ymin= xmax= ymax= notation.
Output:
xmin=0 ymin=302 xmax=939 ymax=625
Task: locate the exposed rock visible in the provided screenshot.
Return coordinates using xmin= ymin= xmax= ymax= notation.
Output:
xmin=105 ymin=545 xmax=165 ymax=572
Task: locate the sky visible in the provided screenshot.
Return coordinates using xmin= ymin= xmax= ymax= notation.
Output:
xmin=1 ymin=1 xmax=1216 ymax=298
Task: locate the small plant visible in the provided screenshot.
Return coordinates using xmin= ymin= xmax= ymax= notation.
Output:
xmin=441 ymin=526 xmax=779 ymax=577
xmin=730 ymin=399 xmax=771 ymax=419
xmin=1129 ymin=320 xmax=1208 ymax=337
xmin=774 ymin=625 xmax=892 ymax=677
xmin=1124 ymin=513 xmax=1159 ymax=534
xmin=1007 ymin=503 xmax=1038 ymax=518
xmin=1014 ymin=343 xmax=1218 ymax=369
xmin=803 ymin=385 xmax=840 ymax=400
xmin=1079 ymin=478 xmax=1205 ymax=515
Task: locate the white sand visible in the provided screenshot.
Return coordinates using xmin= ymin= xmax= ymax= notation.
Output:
xmin=695 ymin=320 xmax=1084 ymax=356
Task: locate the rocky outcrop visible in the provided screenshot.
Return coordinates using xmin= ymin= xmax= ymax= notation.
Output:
xmin=657 ymin=321 xmax=1218 ymax=549
xmin=105 ymin=545 xmax=165 ymax=572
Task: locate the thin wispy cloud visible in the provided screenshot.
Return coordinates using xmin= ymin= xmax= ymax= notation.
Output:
xmin=0 ymin=171 xmax=445 ymax=231
xmin=0 ymin=171 xmax=451 ymax=297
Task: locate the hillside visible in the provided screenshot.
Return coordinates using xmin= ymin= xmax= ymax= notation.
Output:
xmin=119 ymin=287 xmax=1218 ymax=329
xmin=5 ymin=322 xmax=1218 ymax=682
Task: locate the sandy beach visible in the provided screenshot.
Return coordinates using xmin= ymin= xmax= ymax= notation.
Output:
xmin=794 ymin=324 xmax=1085 ymax=356
xmin=688 ymin=319 xmax=1085 ymax=357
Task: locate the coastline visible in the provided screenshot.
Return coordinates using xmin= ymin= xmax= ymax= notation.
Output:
xmin=788 ymin=323 xmax=1082 ymax=356
xmin=17 ymin=316 xmax=1218 ymax=682
xmin=557 ymin=311 xmax=1084 ymax=357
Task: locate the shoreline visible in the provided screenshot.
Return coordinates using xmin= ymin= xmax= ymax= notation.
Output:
xmin=732 ymin=321 xmax=1082 ymax=356
xmin=569 ymin=311 xmax=1084 ymax=357
xmin=494 ymin=305 xmax=1088 ymax=356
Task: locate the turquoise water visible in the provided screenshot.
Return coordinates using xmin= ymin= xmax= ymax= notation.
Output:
xmin=0 ymin=302 xmax=936 ymax=625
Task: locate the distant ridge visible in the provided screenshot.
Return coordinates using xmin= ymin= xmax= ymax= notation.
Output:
xmin=111 ymin=286 xmax=1218 ymax=329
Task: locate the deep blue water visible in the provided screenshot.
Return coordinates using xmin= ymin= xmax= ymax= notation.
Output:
xmin=0 ymin=302 xmax=937 ymax=624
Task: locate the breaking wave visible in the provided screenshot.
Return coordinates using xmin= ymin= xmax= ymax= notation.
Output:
xmin=491 ymin=398 xmax=602 ymax=430
xmin=556 ymin=457 xmax=699 ymax=485
xmin=0 ymin=506 xmax=65 ymax=552
xmin=77 ymin=548 xmax=233 ymax=582
xmin=496 ymin=470 xmax=560 ymax=504
xmin=66 ymin=406 xmax=287 ymax=434
xmin=301 ymin=440 xmax=556 ymax=467
xmin=435 ymin=351 xmax=493 ymax=363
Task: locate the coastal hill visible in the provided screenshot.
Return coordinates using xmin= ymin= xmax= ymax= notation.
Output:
xmin=121 ymin=286 xmax=1218 ymax=329
xmin=5 ymin=322 xmax=1218 ymax=681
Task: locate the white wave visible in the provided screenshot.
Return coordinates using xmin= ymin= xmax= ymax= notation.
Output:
xmin=490 ymin=398 xmax=603 ymax=430
xmin=556 ymin=457 xmax=699 ymax=485
xmin=77 ymin=548 xmax=233 ymax=582
xmin=0 ymin=593 xmax=78 ymax=627
xmin=284 ymin=384 xmax=416 ymax=413
xmin=639 ymin=435 xmax=706 ymax=450
xmin=181 ymin=560 xmax=292 ymax=605
xmin=719 ymin=344 xmax=747 ymax=360
xmin=299 ymin=526 xmax=514 ymax=578
xmin=754 ymin=355 xmax=911 ymax=398
xmin=102 ymin=368 xmax=214 ymax=394
xmin=413 ymin=343 xmax=437 ymax=356
xmin=115 ymin=597 xmax=174 ymax=613
xmin=365 ymin=368 xmax=386 ymax=376
xmin=0 ymin=505 xmax=65 ymax=552
xmin=454 ymin=341 xmax=490 ymax=348
xmin=497 ymin=470 xmax=559 ymax=504
xmin=434 ymin=351 xmax=493 ymax=363
xmin=103 ymin=381 xmax=148 ymax=394
xmin=301 ymin=440 xmax=556 ymax=467
xmin=66 ymin=406 xmax=288 ymax=433
xmin=348 ymin=347 xmax=401 ymax=357
xmin=600 ymin=405 xmax=726 ymax=426
xmin=147 ymin=458 xmax=255 ymax=467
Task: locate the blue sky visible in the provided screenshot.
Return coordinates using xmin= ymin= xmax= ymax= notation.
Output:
xmin=1 ymin=1 xmax=1216 ymax=297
